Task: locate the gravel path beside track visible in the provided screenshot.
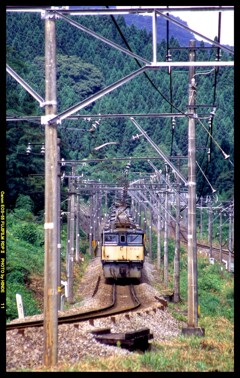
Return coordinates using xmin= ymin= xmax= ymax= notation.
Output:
xmin=6 ymin=257 xmax=186 ymax=371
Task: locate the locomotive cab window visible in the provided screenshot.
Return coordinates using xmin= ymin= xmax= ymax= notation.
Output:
xmin=104 ymin=234 xmax=118 ymax=245
xmin=127 ymin=234 xmax=143 ymax=245
xmin=120 ymin=234 xmax=126 ymax=244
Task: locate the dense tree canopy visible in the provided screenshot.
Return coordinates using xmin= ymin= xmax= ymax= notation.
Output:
xmin=6 ymin=11 xmax=234 ymax=211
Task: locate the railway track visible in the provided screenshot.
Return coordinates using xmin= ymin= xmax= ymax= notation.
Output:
xmin=6 ymin=282 xmax=141 ymax=331
xmin=170 ymin=222 xmax=234 ymax=263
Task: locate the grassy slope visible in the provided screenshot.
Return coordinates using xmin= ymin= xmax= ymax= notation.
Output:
xmin=7 ymin=211 xmax=234 ymax=372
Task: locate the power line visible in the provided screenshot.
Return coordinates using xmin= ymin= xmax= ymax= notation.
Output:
xmin=105 ymin=5 xmax=187 ymax=116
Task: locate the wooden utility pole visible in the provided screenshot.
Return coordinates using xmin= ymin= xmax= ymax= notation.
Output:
xmin=57 ymin=138 xmax=62 ymax=310
xmin=138 ymin=202 xmax=142 ymax=227
xmin=67 ymin=166 xmax=75 ymax=303
xmin=164 ymin=164 xmax=169 ymax=287
xmin=89 ymin=194 xmax=93 ymax=256
xmin=200 ymin=196 xmax=203 ymax=239
xmin=183 ymin=40 xmax=204 ymax=336
xmin=157 ymin=196 xmax=161 ymax=269
xmin=208 ymin=202 xmax=213 ymax=257
xmin=187 ymin=39 xmax=198 ymax=328
xmin=149 ymin=211 xmax=152 ymax=260
xmin=228 ymin=210 xmax=233 ymax=272
xmin=219 ymin=209 xmax=223 ymax=263
xmin=66 ymin=178 xmax=71 ymax=294
xmin=75 ymin=188 xmax=80 ymax=263
xmin=97 ymin=191 xmax=102 ymax=258
xmin=173 ymin=157 xmax=180 ymax=302
xmin=43 ymin=12 xmax=58 ymax=366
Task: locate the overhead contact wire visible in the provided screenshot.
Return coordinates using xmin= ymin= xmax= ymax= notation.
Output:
xmin=166 ymin=9 xmax=175 ymax=157
xmin=197 ymin=10 xmax=223 ymax=199
xmin=105 ymin=5 xmax=186 ymax=116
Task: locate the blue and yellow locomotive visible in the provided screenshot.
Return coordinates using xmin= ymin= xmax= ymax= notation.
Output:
xmin=101 ymin=201 xmax=146 ymax=279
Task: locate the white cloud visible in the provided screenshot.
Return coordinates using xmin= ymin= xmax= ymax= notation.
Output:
xmin=115 ymin=6 xmax=234 ymax=46
xmin=171 ymin=10 xmax=234 ymax=46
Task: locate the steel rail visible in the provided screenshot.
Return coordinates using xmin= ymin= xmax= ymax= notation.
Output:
xmin=6 ymin=283 xmax=142 ymax=331
xmin=6 ymin=284 xmax=116 ymax=331
xmin=169 ymin=222 xmax=234 ymax=260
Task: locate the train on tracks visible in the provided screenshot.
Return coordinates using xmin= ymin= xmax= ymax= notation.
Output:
xmin=101 ymin=199 xmax=146 ymax=280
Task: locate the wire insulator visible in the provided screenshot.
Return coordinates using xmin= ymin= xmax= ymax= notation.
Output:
xmin=26 ymin=143 xmax=32 ymax=154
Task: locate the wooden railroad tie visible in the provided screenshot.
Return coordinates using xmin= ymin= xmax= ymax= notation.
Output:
xmin=91 ymin=327 xmax=153 ymax=351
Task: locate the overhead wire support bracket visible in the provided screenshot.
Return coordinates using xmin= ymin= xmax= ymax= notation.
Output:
xmin=47 ymin=62 xmax=232 ymax=126
xmin=130 ymin=117 xmax=188 ymax=186
xmin=6 ymin=6 xmax=234 ymax=14
xmin=48 ymin=66 xmax=148 ymax=124
xmin=41 ymin=115 xmax=58 ymax=125
xmin=147 ymin=160 xmax=188 ymax=205
xmin=6 ymin=64 xmax=45 ymax=107
xmin=53 ymin=11 xmax=151 ymax=65
xmin=155 ymin=10 xmax=234 ymax=56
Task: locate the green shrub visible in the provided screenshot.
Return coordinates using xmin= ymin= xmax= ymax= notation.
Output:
xmin=15 ymin=194 xmax=34 ymax=212
xmin=6 ymin=282 xmax=41 ymax=321
xmin=14 ymin=222 xmax=41 ymax=245
xmin=225 ymin=287 xmax=234 ymax=300
xmin=7 ymin=268 xmax=28 ymax=284
xmin=177 ymin=254 xmax=233 ymax=321
xmin=198 ymin=273 xmax=221 ymax=294
xmin=6 ymin=211 xmax=44 ymax=320
xmin=199 ymin=293 xmax=220 ymax=316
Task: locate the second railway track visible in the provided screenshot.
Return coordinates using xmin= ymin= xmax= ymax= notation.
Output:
xmin=169 ymin=222 xmax=234 ymax=263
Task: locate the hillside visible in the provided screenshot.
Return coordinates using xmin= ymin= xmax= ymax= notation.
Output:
xmin=6 ymin=205 xmax=234 ymax=372
xmin=5 ymin=7 xmax=234 ymax=372
xmin=70 ymin=5 xmax=196 ymax=46
xmin=6 ymin=8 xmax=234 ymax=213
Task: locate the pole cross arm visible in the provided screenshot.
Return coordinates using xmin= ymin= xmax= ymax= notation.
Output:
xmin=46 ymin=61 xmax=232 ymax=125
xmin=54 ymin=11 xmax=151 ymax=65
xmin=130 ymin=118 xmax=188 ymax=186
xmin=141 ymin=185 xmax=177 ymax=223
xmin=48 ymin=66 xmax=148 ymax=124
xmin=148 ymin=160 xmax=188 ymax=205
xmin=130 ymin=187 xmax=176 ymax=223
xmin=155 ymin=10 xmax=234 ymax=56
xmin=6 ymin=64 xmax=46 ymax=106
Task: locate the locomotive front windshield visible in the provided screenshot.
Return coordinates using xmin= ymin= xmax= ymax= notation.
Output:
xmin=127 ymin=234 xmax=143 ymax=245
xmin=103 ymin=232 xmax=143 ymax=245
xmin=104 ymin=234 xmax=118 ymax=245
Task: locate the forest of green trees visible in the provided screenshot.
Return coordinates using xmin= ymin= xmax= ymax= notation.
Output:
xmin=6 ymin=11 xmax=234 ymax=214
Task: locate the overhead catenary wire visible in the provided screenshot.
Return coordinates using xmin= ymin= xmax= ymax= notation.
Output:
xmin=8 ymin=7 xmax=233 ymax=203
xmin=102 ymin=10 xmax=234 ymax=195
xmin=105 ymin=5 xmax=187 ymax=117
xmin=197 ymin=118 xmax=231 ymax=161
xmin=166 ymin=8 xmax=175 ymax=157
xmin=209 ymin=11 xmax=222 ymax=163
xmin=196 ymin=160 xmax=216 ymax=193
xmin=195 ymin=13 xmax=222 ymax=200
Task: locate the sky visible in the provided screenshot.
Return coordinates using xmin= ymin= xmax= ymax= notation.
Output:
xmin=171 ymin=10 xmax=234 ymax=46
xmin=115 ymin=6 xmax=234 ymax=46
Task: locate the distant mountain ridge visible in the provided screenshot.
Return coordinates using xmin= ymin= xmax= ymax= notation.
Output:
xmin=69 ymin=6 xmax=208 ymax=47
xmin=123 ymin=12 xmax=196 ymax=47
xmin=69 ymin=6 xmax=233 ymax=49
